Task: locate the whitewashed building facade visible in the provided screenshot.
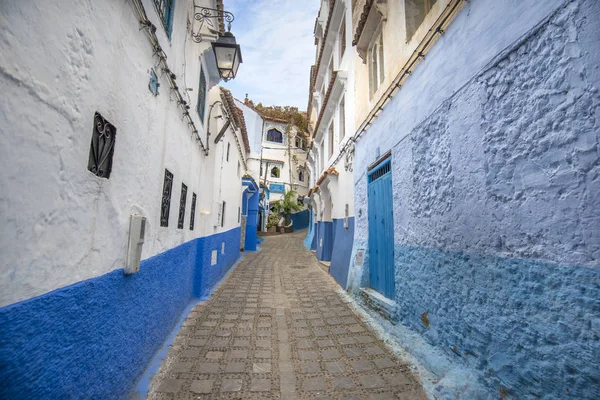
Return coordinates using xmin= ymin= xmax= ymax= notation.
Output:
xmin=0 ymin=0 xmax=251 ymax=398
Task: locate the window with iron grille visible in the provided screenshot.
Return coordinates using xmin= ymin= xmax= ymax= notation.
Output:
xmin=88 ymin=112 xmax=116 ymax=179
xmin=177 ymin=183 xmax=187 ymax=229
xmin=221 ymin=201 xmax=226 ymax=227
xmin=152 ymin=0 xmax=175 ymax=38
xmin=226 ymin=142 xmax=230 ymax=161
xmin=160 ymin=169 xmax=174 ymax=227
xmin=197 ymin=66 xmax=207 ymax=124
xmin=190 ymin=193 xmax=197 ymax=230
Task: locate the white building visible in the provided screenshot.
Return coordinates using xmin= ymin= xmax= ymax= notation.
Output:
xmin=236 ymin=100 xmax=310 ymax=231
xmin=305 ymin=0 xmax=356 ymax=287
xmin=0 ymin=0 xmax=251 ymax=398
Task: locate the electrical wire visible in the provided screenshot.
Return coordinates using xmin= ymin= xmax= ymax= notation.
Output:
xmin=131 ymin=0 xmax=208 ymax=155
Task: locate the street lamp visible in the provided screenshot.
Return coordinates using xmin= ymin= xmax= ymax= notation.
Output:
xmin=212 ymin=32 xmax=243 ymax=81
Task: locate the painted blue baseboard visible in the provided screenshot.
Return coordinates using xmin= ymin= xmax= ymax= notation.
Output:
xmin=391 ymin=244 xmax=600 ymax=399
xmin=329 ymin=217 xmax=355 ymax=289
xmin=310 ymin=223 xmax=317 ymax=251
xmin=0 ymin=227 xmax=241 ymax=399
xmin=316 ymin=221 xmax=333 ymax=261
xmin=291 ymin=209 xmax=309 ymax=231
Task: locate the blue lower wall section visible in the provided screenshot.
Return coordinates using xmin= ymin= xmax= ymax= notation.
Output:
xmin=392 ymin=244 xmax=600 ymax=399
xmin=310 ymin=223 xmax=317 ymax=251
xmin=291 ymin=209 xmax=309 ymax=231
xmin=0 ymin=227 xmax=241 ymax=399
xmin=195 ymin=227 xmax=241 ymax=298
xmin=316 ymin=221 xmax=333 ymax=261
xmin=329 ymin=217 xmax=354 ymax=289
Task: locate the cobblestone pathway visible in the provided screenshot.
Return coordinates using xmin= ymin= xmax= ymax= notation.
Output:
xmin=147 ymin=231 xmax=426 ymax=399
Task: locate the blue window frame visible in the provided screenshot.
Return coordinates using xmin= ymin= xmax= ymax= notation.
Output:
xmin=197 ymin=66 xmax=207 ymax=124
xmin=152 ymin=0 xmax=175 ymax=38
xmin=266 ymin=129 xmax=283 ymax=143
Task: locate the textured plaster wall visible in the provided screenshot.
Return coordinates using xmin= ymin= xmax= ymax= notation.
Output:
xmin=329 ymin=217 xmax=355 ymax=289
xmin=0 ymin=0 xmax=244 ymax=307
xmin=0 ymin=228 xmax=241 ymax=399
xmin=350 ymin=0 xmax=600 ymax=397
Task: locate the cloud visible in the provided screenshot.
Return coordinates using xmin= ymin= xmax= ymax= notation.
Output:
xmin=222 ymin=0 xmax=320 ymax=109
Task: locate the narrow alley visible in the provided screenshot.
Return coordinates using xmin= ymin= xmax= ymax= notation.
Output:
xmin=147 ymin=231 xmax=426 ymax=399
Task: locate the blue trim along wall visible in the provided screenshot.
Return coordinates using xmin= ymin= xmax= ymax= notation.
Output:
xmin=304 ymin=212 xmax=315 ymax=250
xmin=309 ymin=223 xmax=317 ymax=251
xmin=329 ymin=217 xmax=355 ymax=289
xmin=316 ymin=221 xmax=333 ymax=262
xmin=392 ymin=244 xmax=599 ymax=398
xmin=291 ymin=209 xmax=309 ymax=231
xmin=0 ymin=227 xmax=241 ymax=399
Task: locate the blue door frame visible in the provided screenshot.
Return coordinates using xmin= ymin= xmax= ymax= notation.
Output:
xmin=367 ymin=158 xmax=395 ymax=298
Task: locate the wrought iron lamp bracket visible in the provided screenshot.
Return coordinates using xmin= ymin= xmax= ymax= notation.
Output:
xmin=192 ymin=6 xmax=235 ymax=43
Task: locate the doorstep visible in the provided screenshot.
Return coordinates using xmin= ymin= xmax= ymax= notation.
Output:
xmin=359 ymin=288 xmax=398 ymax=323
xmin=318 ymin=260 xmax=330 ymax=273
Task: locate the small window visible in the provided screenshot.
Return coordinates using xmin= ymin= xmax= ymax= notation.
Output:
xmin=197 ymin=66 xmax=207 ymax=124
xmin=405 ymin=0 xmax=437 ymax=41
xmin=237 ymin=161 xmax=240 ymax=177
xmin=177 ymin=183 xmax=187 ymax=229
xmin=238 ymin=206 xmax=241 ymax=223
xmin=271 ymin=166 xmax=280 ymax=178
xmin=152 ymin=0 xmax=175 ymax=37
xmin=190 ymin=193 xmax=197 ymax=230
xmin=221 ymin=201 xmax=226 ymax=227
xmin=88 ymin=112 xmax=116 ymax=179
xmin=148 ymin=69 xmax=159 ymax=96
xmin=369 ymin=29 xmax=384 ymax=95
xmin=299 ymin=171 xmax=304 ymax=182
xmin=160 ymin=169 xmax=173 ymax=227
xmin=266 ymin=128 xmax=283 ymax=143
xmin=226 ymin=142 xmax=230 ymax=162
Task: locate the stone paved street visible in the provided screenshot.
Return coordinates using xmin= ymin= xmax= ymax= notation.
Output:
xmin=147 ymin=231 xmax=426 ymax=399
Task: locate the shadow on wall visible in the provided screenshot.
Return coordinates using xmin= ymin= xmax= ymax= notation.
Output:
xmin=0 ymin=228 xmax=241 ymax=399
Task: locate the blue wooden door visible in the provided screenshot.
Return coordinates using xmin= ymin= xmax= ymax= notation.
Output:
xmin=367 ymin=159 xmax=395 ymax=298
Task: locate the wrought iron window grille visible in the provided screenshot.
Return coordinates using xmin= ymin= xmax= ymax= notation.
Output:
xmin=160 ymin=169 xmax=174 ymax=227
xmin=87 ymin=112 xmax=116 ymax=179
xmin=190 ymin=193 xmax=197 ymax=230
xmin=191 ymin=6 xmax=235 ymax=42
xmin=177 ymin=183 xmax=188 ymax=229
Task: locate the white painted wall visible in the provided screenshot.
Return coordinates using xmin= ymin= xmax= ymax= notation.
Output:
xmin=308 ymin=0 xmax=355 ymax=221
xmin=0 ymin=0 xmax=244 ymax=307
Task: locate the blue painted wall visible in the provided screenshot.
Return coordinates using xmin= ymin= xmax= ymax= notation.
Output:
xmin=303 ymin=212 xmax=315 ymax=250
xmin=0 ymin=228 xmax=240 ymax=399
xmin=291 ymin=209 xmax=309 ymax=231
xmin=347 ymin=1 xmax=600 ymax=397
xmin=316 ymin=221 xmax=333 ymax=262
xmin=329 ymin=217 xmax=354 ymax=289
xmin=392 ymin=244 xmax=599 ymax=398
xmin=242 ymin=178 xmax=259 ymax=252
xmin=310 ymin=223 xmax=317 ymax=251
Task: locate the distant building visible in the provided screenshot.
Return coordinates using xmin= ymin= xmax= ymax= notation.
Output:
xmin=237 ymin=98 xmax=310 ymax=231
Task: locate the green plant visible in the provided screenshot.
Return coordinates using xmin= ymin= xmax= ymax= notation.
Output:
xmin=266 ymin=213 xmax=280 ymax=229
xmin=272 ymin=190 xmax=303 ymax=224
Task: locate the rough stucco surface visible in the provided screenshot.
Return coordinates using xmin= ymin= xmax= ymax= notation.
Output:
xmin=0 ymin=0 xmax=245 ymax=308
xmin=350 ymin=0 xmax=600 ymax=398
xmin=329 ymin=217 xmax=355 ymax=289
xmin=0 ymin=228 xmax=241 ymax=399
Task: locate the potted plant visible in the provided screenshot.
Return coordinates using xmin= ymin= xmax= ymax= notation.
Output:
xmin=266 ymin=213 xmax=279 ymax=233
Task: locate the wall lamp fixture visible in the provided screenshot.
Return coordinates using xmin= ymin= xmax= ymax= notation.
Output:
xmin=192 ymin=6 xmax=242 ymax=82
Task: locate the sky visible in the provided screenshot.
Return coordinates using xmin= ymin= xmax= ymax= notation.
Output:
xmin=222 ymin=0 xmax=320 ymax=110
